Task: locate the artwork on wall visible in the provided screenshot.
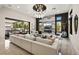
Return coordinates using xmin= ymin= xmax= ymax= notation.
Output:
xmin=12 ymin=21 xmax=30 ymax=34
xmin=56 ymin=16 xmax=62 ymax=35
xmin=69 ymin=9 xmax=73 ymax=35
xmin=56 ymin=21 xmax=61 ymax=33
xmin=69 ymin=16 xmax=72 ymax=34
xmin=74 ymin=14 xmax=78 ymax=34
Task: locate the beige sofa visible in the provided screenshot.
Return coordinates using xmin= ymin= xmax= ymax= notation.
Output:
xmin=10 ymin=34 xmax=59 ymax=55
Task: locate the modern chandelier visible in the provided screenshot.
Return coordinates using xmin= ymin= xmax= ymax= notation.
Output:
xmin=33 ymin=4 xmax=47 ymax=18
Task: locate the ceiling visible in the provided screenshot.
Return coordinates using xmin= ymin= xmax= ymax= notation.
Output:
xmin=3 ymin=4 xmax=71 ymax=18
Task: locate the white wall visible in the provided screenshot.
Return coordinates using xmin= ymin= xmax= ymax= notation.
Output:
xmin=69 ymin=5 xmax=79 ymax=54
xmin=0 ymin=7 xmax=35 ymax=44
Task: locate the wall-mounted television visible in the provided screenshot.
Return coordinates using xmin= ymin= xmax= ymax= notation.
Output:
xmin=44 ymin=22 xmax=52 ymax=33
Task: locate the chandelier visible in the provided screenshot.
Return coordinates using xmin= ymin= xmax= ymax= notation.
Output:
xmin=33 ymin=4 xmax=47 ymax=18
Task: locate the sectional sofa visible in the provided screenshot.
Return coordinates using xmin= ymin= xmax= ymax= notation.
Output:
xmin=10 ymin=34 xmax=59 ymax=55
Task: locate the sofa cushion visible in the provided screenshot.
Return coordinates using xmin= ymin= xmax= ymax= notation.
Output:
xmin=25 ymin=34 xmax=36 ymax=41
xmin=36 ymin=37 xmax=55 ymax=45
xmin=25 ymin=34 xmax=30 ymax=39
xmin=30 ymin=35 xmax=36 ymax=41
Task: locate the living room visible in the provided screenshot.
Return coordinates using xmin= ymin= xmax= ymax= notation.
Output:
xmin=0 ymin=4 xmax=79 ymax=55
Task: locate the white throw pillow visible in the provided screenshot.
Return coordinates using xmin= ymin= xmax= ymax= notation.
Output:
xmin=30 ymin=35 xmax=36 ymax=41
xmin=25 ymin=34 xmax=30 ymax=39
xmin=25 ymin=34 xmax=35 ymax=41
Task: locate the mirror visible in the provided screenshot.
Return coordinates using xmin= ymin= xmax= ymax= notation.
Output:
xmin=74 ymin=14 xmax=78 ymax=34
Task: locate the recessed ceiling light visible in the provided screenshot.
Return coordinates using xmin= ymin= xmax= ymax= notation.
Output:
xmin=52 ymin=8 xmax=56 ymax=10
xmin=56 ymin=10 xmax=61 ymax=13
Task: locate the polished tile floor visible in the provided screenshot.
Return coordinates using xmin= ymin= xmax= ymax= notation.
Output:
xmin=0 ymin=38 xmax=75 ymax=55
xmin=0 ymin=40 xmax=31 ymax=55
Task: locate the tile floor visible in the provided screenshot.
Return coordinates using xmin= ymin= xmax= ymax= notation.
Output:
xmin=0 ymin=38 xmax=76 ymax=55
xmin=0 ymin=40 xmax=31 ymax=55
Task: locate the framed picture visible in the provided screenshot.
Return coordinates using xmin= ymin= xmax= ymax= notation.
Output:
xmin=69 ymin=16 xmax=72 ymax=34
xmin=69 ymin=9 xmax=73 ymax=35
xmin=56 ymin=16 xmax=62 ymax=34
xmin=74 ymin=14 xmax=78 ymax=34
